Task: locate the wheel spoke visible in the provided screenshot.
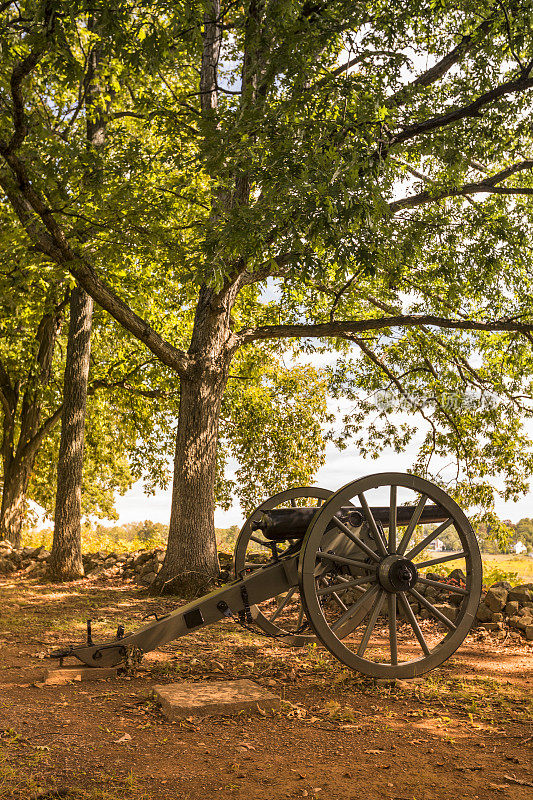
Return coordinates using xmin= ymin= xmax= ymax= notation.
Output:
xmin=406 ymin=518 xmax=454 ymax=560
xmin=295 ymin=605 xmax=305 ymax=630
xmin=409 ymin=587 xmax=457 ymax=630
xmin=270 ymin=587 xmax=296 ymax=622
xmin=397 ymin=592 xmax=430 ymax=656
xmin=331 ymin=517 xmax=380 ymax=562
xmin=318 ymin=552 xmax=378 ymax=571
xmin=331 ymin=591 xmax=348 ymax=612
xmin=397 ymin=495 xmax=428 ymax=555
xmin=417 ymin=576 xmax=468 ymax=596
xmin=389 ymin=485 xmax=397 ymax=554
xmin=357 ymin=493 xmax=389 ymax=557
xmin=388 ymin=593 xmax=397 ymax=666
xmin=416 ymin=551 xmax=466 ymax=569
xmin=317 ymin=575 xmax=376 ymax=596
xmin=331 ymin=584 xmax=379 ymax=632
xmin=357 ymin=590 xmax=385 ymax=657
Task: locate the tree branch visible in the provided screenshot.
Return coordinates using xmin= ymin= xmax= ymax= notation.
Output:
xmin=313 ymin=51 xmax=405 ymax=89
xmin=238 ymin=314 xmax=533 ymax=344
xmin=387 ymin=11 xmax=498 ymax=108
xmin=389 ymin=159 xmax=533 ymax=212
xmin=0 ymin=169 xmax=192 ymax=377
xmin=391 ymin=69 xmax=533 ymax=147
xmin=2 ymin=4 xmax=56 ymax=155
xmin=17 ymin=404 xmax=63 ymax=465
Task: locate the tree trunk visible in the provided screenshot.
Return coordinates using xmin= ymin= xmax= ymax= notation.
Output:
xmin=49 ymin=286 xmax=93 ymax=579
xmin=150 ymin=368 xmax=228 ymax=596
xmin=0 ymin=461 xmax=31 ymax=546
xmin=151 ymin=283 xmax=237 ymax=597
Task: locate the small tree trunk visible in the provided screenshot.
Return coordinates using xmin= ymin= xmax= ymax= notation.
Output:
xmin=49 ymin=286 xmax=93 ymax=580
xmin=150 ymin=369 xmax=227 ymax=596
xmin=0 ymin=462 xmax=30 ymax=546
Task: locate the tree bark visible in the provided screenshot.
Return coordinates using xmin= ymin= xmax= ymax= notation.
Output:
xmin=149 ymin=371 xmax=226 ymax=595
xmin=49 ymin=286 xmax=93 ymax=579
xmin=0 ymin=460 xmax=32 ymax=546
xmin=150 ymin=285 xmax=236 ymax=596
xmin=0 ymin=300 xmax=64 ymax=545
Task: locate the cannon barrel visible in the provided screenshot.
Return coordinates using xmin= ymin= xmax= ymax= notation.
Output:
xmin=252 ymin=504 xmax=448 ymax=541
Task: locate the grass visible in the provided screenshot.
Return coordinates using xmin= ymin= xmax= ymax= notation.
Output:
xmin=480 ymin=553 xmax=533 ymax=582
xmin=417 ymin=551 xmax=533 ymax=584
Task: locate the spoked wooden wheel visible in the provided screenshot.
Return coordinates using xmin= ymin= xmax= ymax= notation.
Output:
xmin=298 ymin=473 xmax=482 ymax=678
xmin=233 ymin=487 xmax=333 ymax=645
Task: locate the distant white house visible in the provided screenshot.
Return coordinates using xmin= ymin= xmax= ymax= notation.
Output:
xmin=433 ymin=538 xmax=445 ymax=551
xmin=514 ymin=540 xmax=527 ymax=555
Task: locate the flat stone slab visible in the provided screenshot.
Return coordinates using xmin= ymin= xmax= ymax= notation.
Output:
xmin=43 ymin=666 xmax=119 ymax=685
xmin=153 ymin=679 xmax=281 ymax=719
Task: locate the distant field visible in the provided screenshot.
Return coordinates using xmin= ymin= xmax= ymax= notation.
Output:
xmin=422 ymin=550 xmax=533 ymax=584
xmin=480 ymin=553 xmax=533 ymax=582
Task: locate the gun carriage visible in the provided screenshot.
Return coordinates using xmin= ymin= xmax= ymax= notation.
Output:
xmin=52 ymin=473 xmax=482 ymax=679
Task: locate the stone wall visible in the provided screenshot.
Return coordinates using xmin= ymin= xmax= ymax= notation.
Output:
xmin=1 ymin=540 xmax=531 ymax=641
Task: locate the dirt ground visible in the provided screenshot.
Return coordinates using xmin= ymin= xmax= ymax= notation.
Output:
xmin=0 ymin=576 xmax=531 ymax=800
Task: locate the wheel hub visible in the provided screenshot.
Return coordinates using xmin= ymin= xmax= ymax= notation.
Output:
xmin=378 ymin=555 xmax=418 ymax=593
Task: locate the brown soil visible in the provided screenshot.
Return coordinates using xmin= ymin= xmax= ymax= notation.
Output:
xmin=0 ymin=575 xmax=531 ymax=800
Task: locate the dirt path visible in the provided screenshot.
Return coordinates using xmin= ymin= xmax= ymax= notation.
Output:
xmin=0 ymin=577 xmax=531 ymax=800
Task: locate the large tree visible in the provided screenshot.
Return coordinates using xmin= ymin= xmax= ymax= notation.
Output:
xmin=1 ymin=1 xmax=533 ymax=592
xmin=0 ymin=231 xmax=66 ymax=545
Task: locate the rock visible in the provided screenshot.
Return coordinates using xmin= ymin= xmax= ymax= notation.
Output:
xmin=505 ymin=600 xmax=520 ymax=616
xmin=152 ymin=679 xmax=280 ymax=719
xmin=36 ymin=549 xmax=51 ymax=562
xmin=218 ymin=552 xmax=233 ymax=567
xmin=133 ymin=552 xmax=151 ymax=568
xmin=484 ymin=585 xmax=508 ymax=613
xmin=21 ymin=546 xmax=34 ymax=558
xmin=448 ymin=568 xmax=467 ymax=583
xmin=433 ymin=603 xmax=458 ymax=623
xmin=509 ymin=615 xmax=532 ymax=631
xmin=43 ymin=666 xmax=119 ymax=684
xmin=525 ymin=625 xmax=533 ymax=641
xmin=476 ymin=601 xmax=493 ymax=622
xmin=508 ymin=585 xmax=532 ymax=605
xmin=491 ymin=580 xmax=512 ymax=590
xmin=480 ymin=622 xmax=503 ymax=631
xmin=0 ymin=557 xmax=16 ymax=574
xmin=138 ymin=571 xmax=156 ymax=586
xmin=491 ymin=612 xmax=504 ymax=622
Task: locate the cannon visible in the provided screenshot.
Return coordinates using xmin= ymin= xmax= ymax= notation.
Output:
xmin=51 ymin=473 xmax=482 ymax=679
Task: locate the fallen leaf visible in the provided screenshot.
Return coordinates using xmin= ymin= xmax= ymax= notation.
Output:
xmin=114 ymin=733 xmax=132 ymax=743
xmin=364 ymin=749 xmax=385 ymax=755
xmin=503 ymin=775 xmax=533 ymax=787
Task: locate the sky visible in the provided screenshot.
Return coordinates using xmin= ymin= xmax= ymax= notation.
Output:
xmin=110 ymin=418 xmax=533 ymax=530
